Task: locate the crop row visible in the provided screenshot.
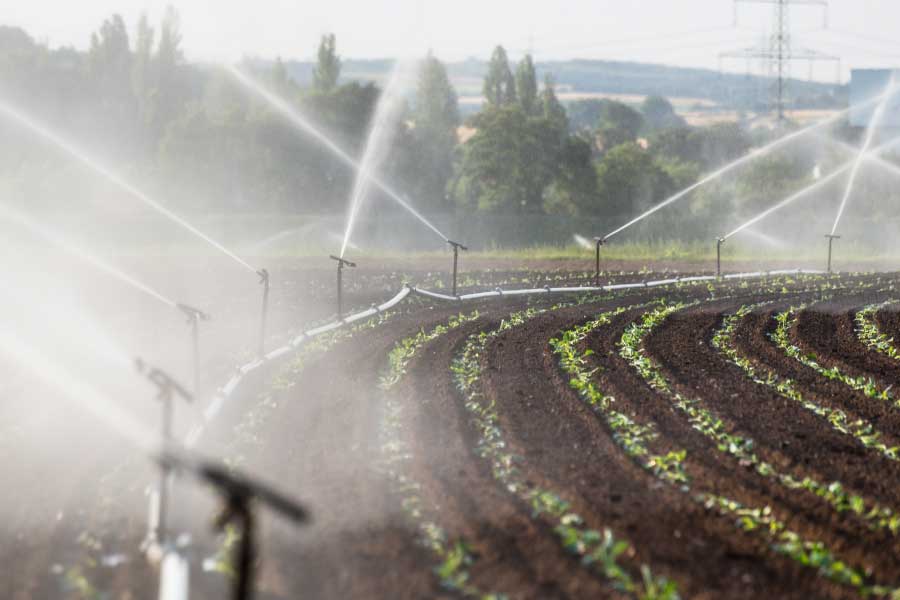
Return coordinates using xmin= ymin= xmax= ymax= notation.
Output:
xmin=454 ymin=303 xmax=679 ymax=599
xmin=553 ymin=299 xmax=900 ymax=596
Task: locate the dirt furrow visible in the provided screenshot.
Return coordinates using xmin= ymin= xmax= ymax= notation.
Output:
xmin=644 ymin=298 xmax=900 ymax=580
xmin=478 ymin=287 xmax=842 ymax=598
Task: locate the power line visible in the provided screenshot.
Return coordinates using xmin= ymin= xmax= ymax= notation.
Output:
xmin=721 ymin=0 xmax=839 ymax=121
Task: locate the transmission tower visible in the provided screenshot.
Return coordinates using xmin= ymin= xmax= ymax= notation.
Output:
xmin=720 ymin=0 xmax=840 ymax=122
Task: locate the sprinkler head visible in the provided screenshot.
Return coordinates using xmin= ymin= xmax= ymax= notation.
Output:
xmin=716 ymin=237 xmax=726 ymax=245
xmin=825 ymin=234 xmax=841 ymax=240
xmin=329 ymin=255 xmax=356 ymax=268
xmin=156 ymin=447 xmax=309 ymax=524
xmin=135 ymin=359 xmax=193 ymax=404
xmin=257 ymin=268 xmax=269 ymax=284
xmin=593 ymin=236 xmax=607 ymax=246
xmin=447 ymin=240 xmax=468 ymax=251
xmin=176 ymin=303 xmax=210 ymax=323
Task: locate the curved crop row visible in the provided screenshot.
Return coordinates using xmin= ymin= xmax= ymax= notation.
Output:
xmin=622 ymin=303 xmax=900 ymax=535
xmin=713 ymin=302 xmax=900 ymax=464
xmin=774 ymin=304 xmax=897 ymax=405
xmin=650 ymin=303 xmax=900 ymax=527
xmin=454 ymin=303 xmax=680 ymax=599
xmin=551 ymin=300 xmax=900 ymax=594
xmin=856 ymin=301 xmax=900 ymax=361
xmin=377 ymin=311 xmax=498 ymax=597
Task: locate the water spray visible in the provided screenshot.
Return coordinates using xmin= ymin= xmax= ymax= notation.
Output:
xmin=135 ymin=360 xmax=193 ymax=547
xmin=0 ymin=102 xmax=257 ymax=274
xmin=329 ymin=255 xmax=356 ymax=319
xmin=601 ymin=90 xmax=898 ymax=243
xmin=830 ymin=75 xmax=898 ymax=237
xmin=227 ymin=66 xmax=450 ymax=246
xmin=716 ymin=237 xmax=725 ymax=279
xmin=723 ymin=133 xmax=900 ymax=241
xmin=593 ymin=237 xmax=607 ymax=285
xmin=257 ymin=269 xmax=269 ymax=357
xmin=447 ymin=240 xmax=468 ymax=297
xmin=825 ymin=234 xmax=841 ymax=274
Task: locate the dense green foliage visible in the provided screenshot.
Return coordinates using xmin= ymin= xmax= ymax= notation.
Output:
xmin=2 ymin=14 xmax=893 ymax=246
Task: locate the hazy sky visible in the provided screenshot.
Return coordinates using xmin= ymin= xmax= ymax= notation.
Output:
xmin=7 ymin=0 xmax=900 ymax=80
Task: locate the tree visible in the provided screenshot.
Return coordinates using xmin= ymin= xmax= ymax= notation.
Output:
xmin=543 ymin=135 xmax=598 ymax=215
xmin=313 ymin=33 xmax=341 ymax=93
xmin=88 ymin=14 xmax=135 ymax=151
xmin=412 ymin=53 xmax=460 ymax=210
xmin=595 ymin=142 xmax=672 ymax=217
xmin=154 ymin=6 xmax=185 ymax=139
xmin=515 ymin=54 xmax=539 ymax=115
xmin=453 ymin=106 xmax=561 ymax=213
xmin=541 ymin=73 xmax=568 ymax=136
xmin=132 ymin=14 xmax=155 ymax=149
xmin=641 ymin=95 xmax=685 ymax=132
xmin=596 ymin=101 xmax=644 ymax=150
xmin=568 ymin=99 xmax=606 ymax=133
xmin=483 ymin=46 xmax=516 ymax=108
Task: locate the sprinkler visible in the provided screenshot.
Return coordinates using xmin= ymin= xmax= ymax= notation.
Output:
xmin=135 ymin=361 xmax=193 ymax=546
xmin=257 ymin=269 xmax=269 ymax=357
xmin=176 ymin=303 xmax=210 ymax=396
xmin=156 ymin=448 xmax=309 ymax=600
xmin=447 ymin=240 xmax=468 ymax=297
xmin=716 ymin=237 xmax=725 ymax=279
xmin=825 ymin=234 xmax=841 ymax=274
xmin=593 ymin=237 xmax=607 ymax=286
xmin=329 ymin=256 xmax=356 ymax=319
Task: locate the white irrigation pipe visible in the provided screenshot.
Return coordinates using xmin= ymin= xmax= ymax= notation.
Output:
xmin=187 ymin=267 xmax=824 ymax=446
xmin=184 ymin=286 xmax=412 ymax=447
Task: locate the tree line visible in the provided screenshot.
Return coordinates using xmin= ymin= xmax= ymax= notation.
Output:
xmin=0 ymin=12 xmax=874 ymax=232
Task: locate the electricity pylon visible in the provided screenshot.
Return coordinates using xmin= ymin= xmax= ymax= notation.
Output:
xmin=720 ymin=0 xmax=840 ymax=122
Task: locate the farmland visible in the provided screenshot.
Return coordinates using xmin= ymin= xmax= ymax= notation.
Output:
xmin=7 ymin=262 xmax=900 ymax=599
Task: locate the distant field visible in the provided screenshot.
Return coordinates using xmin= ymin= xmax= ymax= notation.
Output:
xmin=457 ymin=90 xmax=718 ymax=110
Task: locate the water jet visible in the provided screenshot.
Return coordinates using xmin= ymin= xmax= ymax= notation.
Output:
xmin=330 ymin=255 xmax=356 ymax=319
xmin=228 ymin=66 xmax=449 ymax=247
xmin=447 ymin=240 xmax=468 ymax=297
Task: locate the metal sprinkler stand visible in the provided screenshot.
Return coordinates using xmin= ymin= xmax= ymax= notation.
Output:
xmin=329 ymin=255 xmax=356 ymax=319
xmin=256 ymin=269 xmax=269 ymax=357
xmin=157 ymin=449 xmax=309 ymax=600
xmin=825 ymin=234 xmax=841 ymax=274
xmin=447 ymin=240 xmax=468 ymax=297
xmin=593 ymin=237 xmax=607 ymax=286
xmin=135 ymin=361 xmax=193 ymax=546
xmin=176 ymin=303 xmax=210 ymax=397
xmin=716 ymin=237 xmax=725 ymax=279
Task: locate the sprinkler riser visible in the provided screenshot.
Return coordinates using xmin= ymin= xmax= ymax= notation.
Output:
xmin=330 ymin=256 xmax=356 ymax=319
xmin=716 ymin=238 xmax=725 ymax=279
xmin=447 ymin=240 xmax=467 ymax=297
xmin=594 ymin=237 xmax=606 ymax=285
xmin=825 ymin=234 xmax=841 ymax=274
